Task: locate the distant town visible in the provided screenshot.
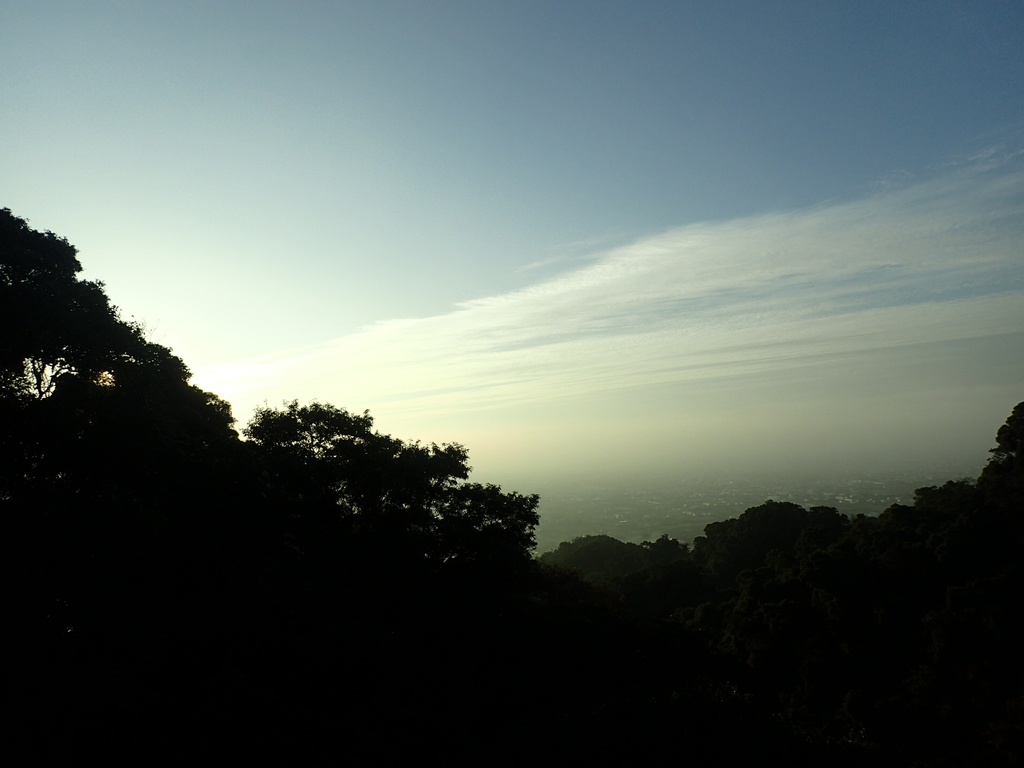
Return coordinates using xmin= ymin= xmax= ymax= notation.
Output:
xmin=533 ymin=468 xmax=979 ymax=553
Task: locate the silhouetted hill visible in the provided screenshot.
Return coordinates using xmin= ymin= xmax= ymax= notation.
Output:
xmin=3 ymin=208 xmax=1020 ymax=765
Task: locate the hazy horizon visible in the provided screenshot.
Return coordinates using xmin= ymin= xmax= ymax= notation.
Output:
xmin=193 ymin=158 xmax=1024 ymax=485
xmin=3 ymin=2 xmax=1021 ymax=492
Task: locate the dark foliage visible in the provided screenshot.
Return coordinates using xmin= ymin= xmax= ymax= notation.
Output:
xmin=536 ymin=409 xmax=1024 ymax=766
xmin=4 ymin=208 xmax=1020 ymax=765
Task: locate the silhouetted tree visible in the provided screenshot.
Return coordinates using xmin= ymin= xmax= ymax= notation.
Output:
xmin=243 ymin=400 xmax=540 ymax=595
xmin=6 ymin=206 xmax=1020 ymax=765
xmin=691 ymin=501 xmax=847 ymax=588
xmin=539 ymin=534 xmax=651 ymax=582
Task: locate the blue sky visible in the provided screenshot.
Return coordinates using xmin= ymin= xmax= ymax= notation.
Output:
xmin=3 ymin=1 xmax=1022 ymax=484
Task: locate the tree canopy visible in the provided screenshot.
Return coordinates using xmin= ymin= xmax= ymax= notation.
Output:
xmin=243 ymin=399 xmax=540 ymax=587
xmin=4 ymin=206 xmax=1022 ymax=765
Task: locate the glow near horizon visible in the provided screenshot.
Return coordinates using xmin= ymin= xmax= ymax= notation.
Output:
xmin=194 ymin=158 xmax=1024 ymax=481
xmin=3 ymin=2 xmax=1023 ymax=487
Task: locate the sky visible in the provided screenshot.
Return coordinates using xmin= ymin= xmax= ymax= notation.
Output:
xmin=3 ymin=1 xmax=1023 ymax=489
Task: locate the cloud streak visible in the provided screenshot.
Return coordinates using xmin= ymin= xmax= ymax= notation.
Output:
xmin=195 ymin=158 xmax=1024 ymax=476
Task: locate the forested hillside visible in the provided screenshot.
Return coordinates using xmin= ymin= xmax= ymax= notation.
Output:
xmin=540 ymin=425 xmax=1024 ymax=765
xmin=4 ymin=207 xmax=1021 ymax=765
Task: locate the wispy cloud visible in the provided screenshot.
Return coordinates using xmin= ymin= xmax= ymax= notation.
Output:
xmin=515 ymin=254 xmax=585 ymax=273
xmin=194 ymin=158 xmax=1024 ymax=474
